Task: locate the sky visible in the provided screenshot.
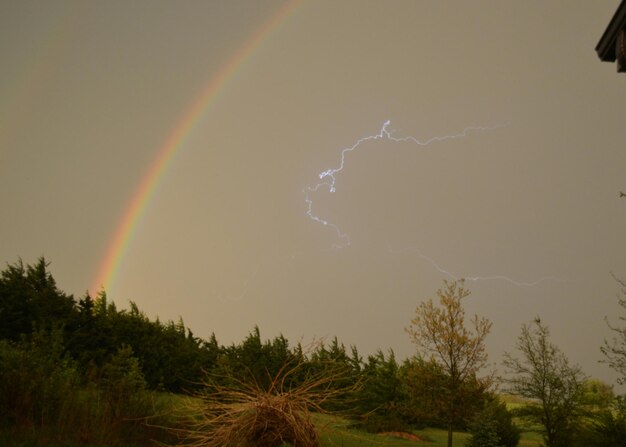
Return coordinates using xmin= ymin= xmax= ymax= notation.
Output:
xmin=2 ymin=0 xmax=626 ymax=386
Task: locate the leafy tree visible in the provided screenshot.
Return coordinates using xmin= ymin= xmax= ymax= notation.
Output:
xmin=503 ymin=317 xmax=586 ymax=447
xmin=406 ymin=279 xmax=492 ymax=447
xmin=401 ymin=356 xmax=490 ymax=431
xmin=601 ymin=276 xmax=626 ymax=384
xmin=401 ymin=357 xmax=448 ymax=427
xmin=580 ymin=378 xmax=614 ymax=410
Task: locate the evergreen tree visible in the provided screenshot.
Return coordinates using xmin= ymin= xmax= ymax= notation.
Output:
xmin=353 ymin=350 xmax=412 ymax=432
xmin=0 ymin=258 xmax=75 ymax=340
xmin=467 ymin=397 xmax=520 ymax=447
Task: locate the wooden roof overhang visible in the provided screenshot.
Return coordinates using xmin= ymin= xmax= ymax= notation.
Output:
xmin=597 ymin=0 xmax=626 ymax=72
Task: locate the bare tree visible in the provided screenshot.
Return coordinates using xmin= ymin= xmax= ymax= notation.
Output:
xmin=503 ymin=317 xmax=586 ymax=447
xmin=406 ymin=279 xmax=492 ymax=447
xmin=601 ymin=276 xmax=626 ymax=384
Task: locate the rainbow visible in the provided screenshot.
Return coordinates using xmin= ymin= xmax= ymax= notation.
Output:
xmin=91 ymin=0 xmax=301 ymax=295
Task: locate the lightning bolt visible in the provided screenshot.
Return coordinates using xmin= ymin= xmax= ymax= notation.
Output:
xmin=387 ymin=246 xmax=570 ymax=287
xmin=303 ymin=120 xmax=503 ymax=247
xmin=303 ymin=120 xmax=568 ymax=286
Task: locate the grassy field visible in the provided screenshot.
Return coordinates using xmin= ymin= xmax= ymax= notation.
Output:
xmin=315 ymin=413 xmax=542 ymax=447
xmin=0 ymin=418 xmax=543 ymax=447
xmin=158 ymin=395 xmax=543 ymax=447
xmin=0 ymin=394 xmax=543 ymax=447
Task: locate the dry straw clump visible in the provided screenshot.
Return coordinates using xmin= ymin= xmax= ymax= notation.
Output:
xmin=171 ymin=361 xmax=353 ymax=447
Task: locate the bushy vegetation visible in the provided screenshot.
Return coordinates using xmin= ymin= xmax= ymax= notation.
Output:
xmin=0 ymin=330 xmax=173 ymax=445
xmin=466 ymin=396 xmax=521 ymax=447
xmin=0 ymin=259 xmax=500 ymax=445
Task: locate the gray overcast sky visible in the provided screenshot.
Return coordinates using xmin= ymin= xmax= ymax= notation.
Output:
xmin=2 ymin=0 xmax=626 ymax=385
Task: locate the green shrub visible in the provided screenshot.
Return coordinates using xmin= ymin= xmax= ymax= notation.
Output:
xmin=100 ymin=345 xmax=147 ymax=413
xmin=352 ymin=403 xmax=415 ymax=433
xmin=466 ymin=418 xmax=500 ymax=447
xmin=466 ymin=397 xmax=520 ymax=447
xmin=575 ymin=396 xmax=626 ymax=447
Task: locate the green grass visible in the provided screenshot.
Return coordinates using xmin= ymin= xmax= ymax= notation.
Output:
xmin=1 ymin=394 xmax=544 ymax=447
xmin=518 ymin=431 xmax=543 ymax=447
xmin=1 ymin=415 xmax=543 ymax=447
xmin=314 ymin=413 xmax=542 ymax=447
xmin=315 ymin=413 xmax=465 ymax=446
xmin=499 ymin=394 xmax=544 ymax=447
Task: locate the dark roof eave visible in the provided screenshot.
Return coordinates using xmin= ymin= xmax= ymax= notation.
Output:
xmin=596 ymin=0 xmax=626 ymax=61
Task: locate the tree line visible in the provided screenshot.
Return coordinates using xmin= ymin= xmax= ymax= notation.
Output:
xmin=1 ymin=257 xmax=626 ymax=447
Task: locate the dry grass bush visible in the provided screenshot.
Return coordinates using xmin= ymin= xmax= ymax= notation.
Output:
xmin=169 ymin=360 xmax=357 ymax=447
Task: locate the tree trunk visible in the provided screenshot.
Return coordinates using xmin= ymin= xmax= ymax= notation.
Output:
xmin=447 ymin=389 xmax=455 ymax=447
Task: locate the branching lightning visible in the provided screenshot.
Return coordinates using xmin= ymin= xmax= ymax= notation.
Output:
xmin=303 ymin=120 xmax=568 ymax=286
xmin=303 ymin=120 xmax=503 ymax=248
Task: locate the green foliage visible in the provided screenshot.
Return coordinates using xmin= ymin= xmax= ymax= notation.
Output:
xmin=100 ymin=345 xmax=147 ymax=416
xmin=0 ymin=258 xmax=220 ymax=393
xmin=309 ymin=337 xmax=362 ymax=379
xmin=467 ymin=419 xmax=500 ymax=447
xmin=401 ymin=357 xmax=449 ymax=427
xmin=66 ymin=292 xmax=217 ymax=392
xmin=0 ymin=329 xmax=174 ymax=446
xmin=466 ymin=396 xmax=520 ymax=447
xmin=0 ymin=329 xmax=78 ymax=429
xmin=303 ymin=337 xmax=362 ymax=412
xmin=0 ymin=258 xmax=75 ymax=340
xmin=349 ymin=350 xmax=492 ymax=434
xmin=351 ymin=350 xmax=414 ymax=432
xmin=0 ymin=258 xmax=216 ymax=444
xmin=580 ymin=378 xmax=614 ymax=409
xmin=214 ymin=326 xmax=298 ymax=389
xmin=401 ymin=357 xmax=490 ymax=431
xmin=0 ymin=257 xmax=551 ymax=446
